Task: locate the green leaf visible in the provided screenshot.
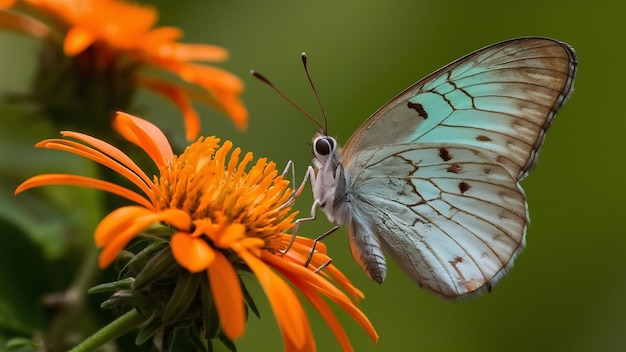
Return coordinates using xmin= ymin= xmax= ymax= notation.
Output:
xmin=0 ymin=105 xmax=104 ymax=259
xmin=4 ymin=337 xmax=39 ymax=352
xmin=0 ymin=220 xmax=46 ymax=334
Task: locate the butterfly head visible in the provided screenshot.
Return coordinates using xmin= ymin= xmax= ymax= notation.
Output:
xmin=312 ymin=132 xmax=341 ymax=169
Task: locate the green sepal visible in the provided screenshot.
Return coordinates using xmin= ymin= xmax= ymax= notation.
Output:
xmin=132 ymin=244 xmax=177 ymax=290
xmin=134 ymin=318 xmax=162 ymax=346
xmin=218 ymin=331 xmax=237 ymax=352
xmin=241 ymin=278 xmax=260 ymax=319
xmin=88 ymin=278 xmax=134 ymax=294
xmin=200 ymin=275 xmax=220 ymax=340
xmin=189 ymin=326 xmax=210 ymax=352
xmin=113 ymin=250 xmax=136 ymax=273
xmin=123 ymin=240 xmax=166 ymax=276
xmin=141 ymin=224 xmax=178 ymax=241
xmin=162 ymin=272 xmax=201 ymax=323
xmin=99 ymin=290 xmax=136 ymax=310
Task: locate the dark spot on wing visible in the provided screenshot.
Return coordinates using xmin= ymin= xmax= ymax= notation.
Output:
xmin=438 ymin=147 xmax=451 ymax=161
xmin=447 ymin=163 xmax=462 ymax=174
xmin=407 ymin=101 xmax=428 ymax=119
xmin=476 ymin=135 xmax=492 ymax=142
xmin=459 ymin=182 xmax=471 ymax=194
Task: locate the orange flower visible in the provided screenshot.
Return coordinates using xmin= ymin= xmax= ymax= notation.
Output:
xmin=0 ymin=0 xmax=246 ymax=139
xmin=15 ymin=112 xmax=378 ymax=351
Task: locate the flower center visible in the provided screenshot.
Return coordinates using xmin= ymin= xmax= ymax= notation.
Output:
xmin=155 ymin=137 xmax=297 ymax=252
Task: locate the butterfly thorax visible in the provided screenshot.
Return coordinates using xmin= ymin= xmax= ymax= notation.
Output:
xmin=312 ymin=133 xmax=389 ymax=283
xmin=311 ymin=134 xmax=352 ymax=225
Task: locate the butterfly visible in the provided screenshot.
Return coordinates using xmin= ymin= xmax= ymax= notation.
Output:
xmin=307 ymin=37 xmax=577 ymax=299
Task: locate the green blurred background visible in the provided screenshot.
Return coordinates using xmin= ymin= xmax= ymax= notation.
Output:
xmin=1 ymin=1 xmax=624 ymax=351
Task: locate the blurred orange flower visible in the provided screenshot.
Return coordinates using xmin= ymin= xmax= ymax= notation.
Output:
xmin=0 ymin=0 xmax=247 ymax=139
xmin=16 ymin=112 xmax=378 ymax=351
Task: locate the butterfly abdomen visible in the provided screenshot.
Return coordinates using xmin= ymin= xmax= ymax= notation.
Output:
xmin=347 ymin=209 xmax=388 ymax=283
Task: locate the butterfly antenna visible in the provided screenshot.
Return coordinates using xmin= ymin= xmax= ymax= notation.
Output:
xmin=301 ymin=52 xmax=329 ymax=134
xmin=250 ymin=69 xmax=325 ymax=132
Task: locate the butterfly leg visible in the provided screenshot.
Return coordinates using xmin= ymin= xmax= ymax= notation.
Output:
xmin=280 ymin=159 xmax=294 ymax=178
xmin=278 ymin=161 xmax=309 ymax=212
xmin=305 ymin=225 xmax=339 ymax=270
xmin=278 ymin=166 xmax=316 ymax=254
xmin=293 ymin=200 xmax=338 ymax=272
xmin=278 ymin=160 xmax=298 ymax=210
xmin=278 ymin=166 xmax=338 ymax=272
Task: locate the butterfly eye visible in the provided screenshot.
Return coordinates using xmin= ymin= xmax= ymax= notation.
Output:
xmin=314 ymin=136 xmax=336 ymax=156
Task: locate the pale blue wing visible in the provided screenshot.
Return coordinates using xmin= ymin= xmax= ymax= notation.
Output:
xmin=344 ymin=143 xmax=527 ymax=298
xmin=341 ymin=37 xmax=577 ymax=180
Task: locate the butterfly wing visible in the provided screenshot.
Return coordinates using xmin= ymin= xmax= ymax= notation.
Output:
xmin=344 ymin=143 xmax=527 ymax=298
xmin=334 ymin=37 xmax=576 ymax=297
xmin=341 ymin=37 xmax=577 ymax=180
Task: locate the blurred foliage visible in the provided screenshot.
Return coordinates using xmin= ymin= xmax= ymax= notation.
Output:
xmin=1 ymin=0 xmax=624 ymax=351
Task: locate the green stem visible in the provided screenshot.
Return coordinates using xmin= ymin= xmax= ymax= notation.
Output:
xmin=45 ymin=244 xmax=101 ymax=347
xmin=69 ymin=309 xmax=144 ymax=352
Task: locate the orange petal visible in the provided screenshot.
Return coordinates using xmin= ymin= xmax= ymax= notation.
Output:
xmin=182 ymin=64 xmax=244 ymax=93
xmin=55 ymin=130 xmax=155 ymax=187
xmin=0 ymin=9 xmax=50 ymax=38
xmin=64 ymin=26 xmax=96 ymax=56
xmin=212 ymin=89 xmax=247 ymax=131
xmin=133 ymin=78 xmax=201 ymax=141
xmin=165 ymin=43 xmax=229 ymax=62
xmin=235 ymin=245 xmax=312 ymax=350
xmin=263 ymin=251 xmax=378 ymax=344
xmin=212 ymin=223 xmax=245 ymax=248
xmin=290 ymin=280 xmax=354 ymax=352
xmin=318 ymin=264 xmax=365 ymax=302
xmin=99 ymin=229 xmax=145 ymax=268
xmin=157 ymin=209 xmax=193 ymax=231
xmin=35 ymin=137 xmax=157 ymax=203
xmin=280 ymin=234 xmax=328 ymax=254
xmin=142 ymin=26 xmax=182 ymax=45
xmin=278 ymin=241 xmax=363 ymax=300
xmin=0 ymin=0 xmax=16 ymax=8
xmin=56 ymin=131 xmax=154 ymax=183
xmin=114 ymin=112 xmax=175 ymax=167
xmin=171 ymin=232 xmax=214 ymax=272
xmin=95 ymin=206 xmax=192 ymax=246
xmin=15 ymin=174 xmax=154 ymax=210
xmin=208 ymin=251 xmax=246 ymax=340
xmin=95 ymin=206 xmax=154 ymax=247
xmin=144 ymin=61 xmax=248 ymax=131
xmin=282 ymin=316 xmax=315 ymax=352
xmin=96 ymin=207 xmax=192 ymax=267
